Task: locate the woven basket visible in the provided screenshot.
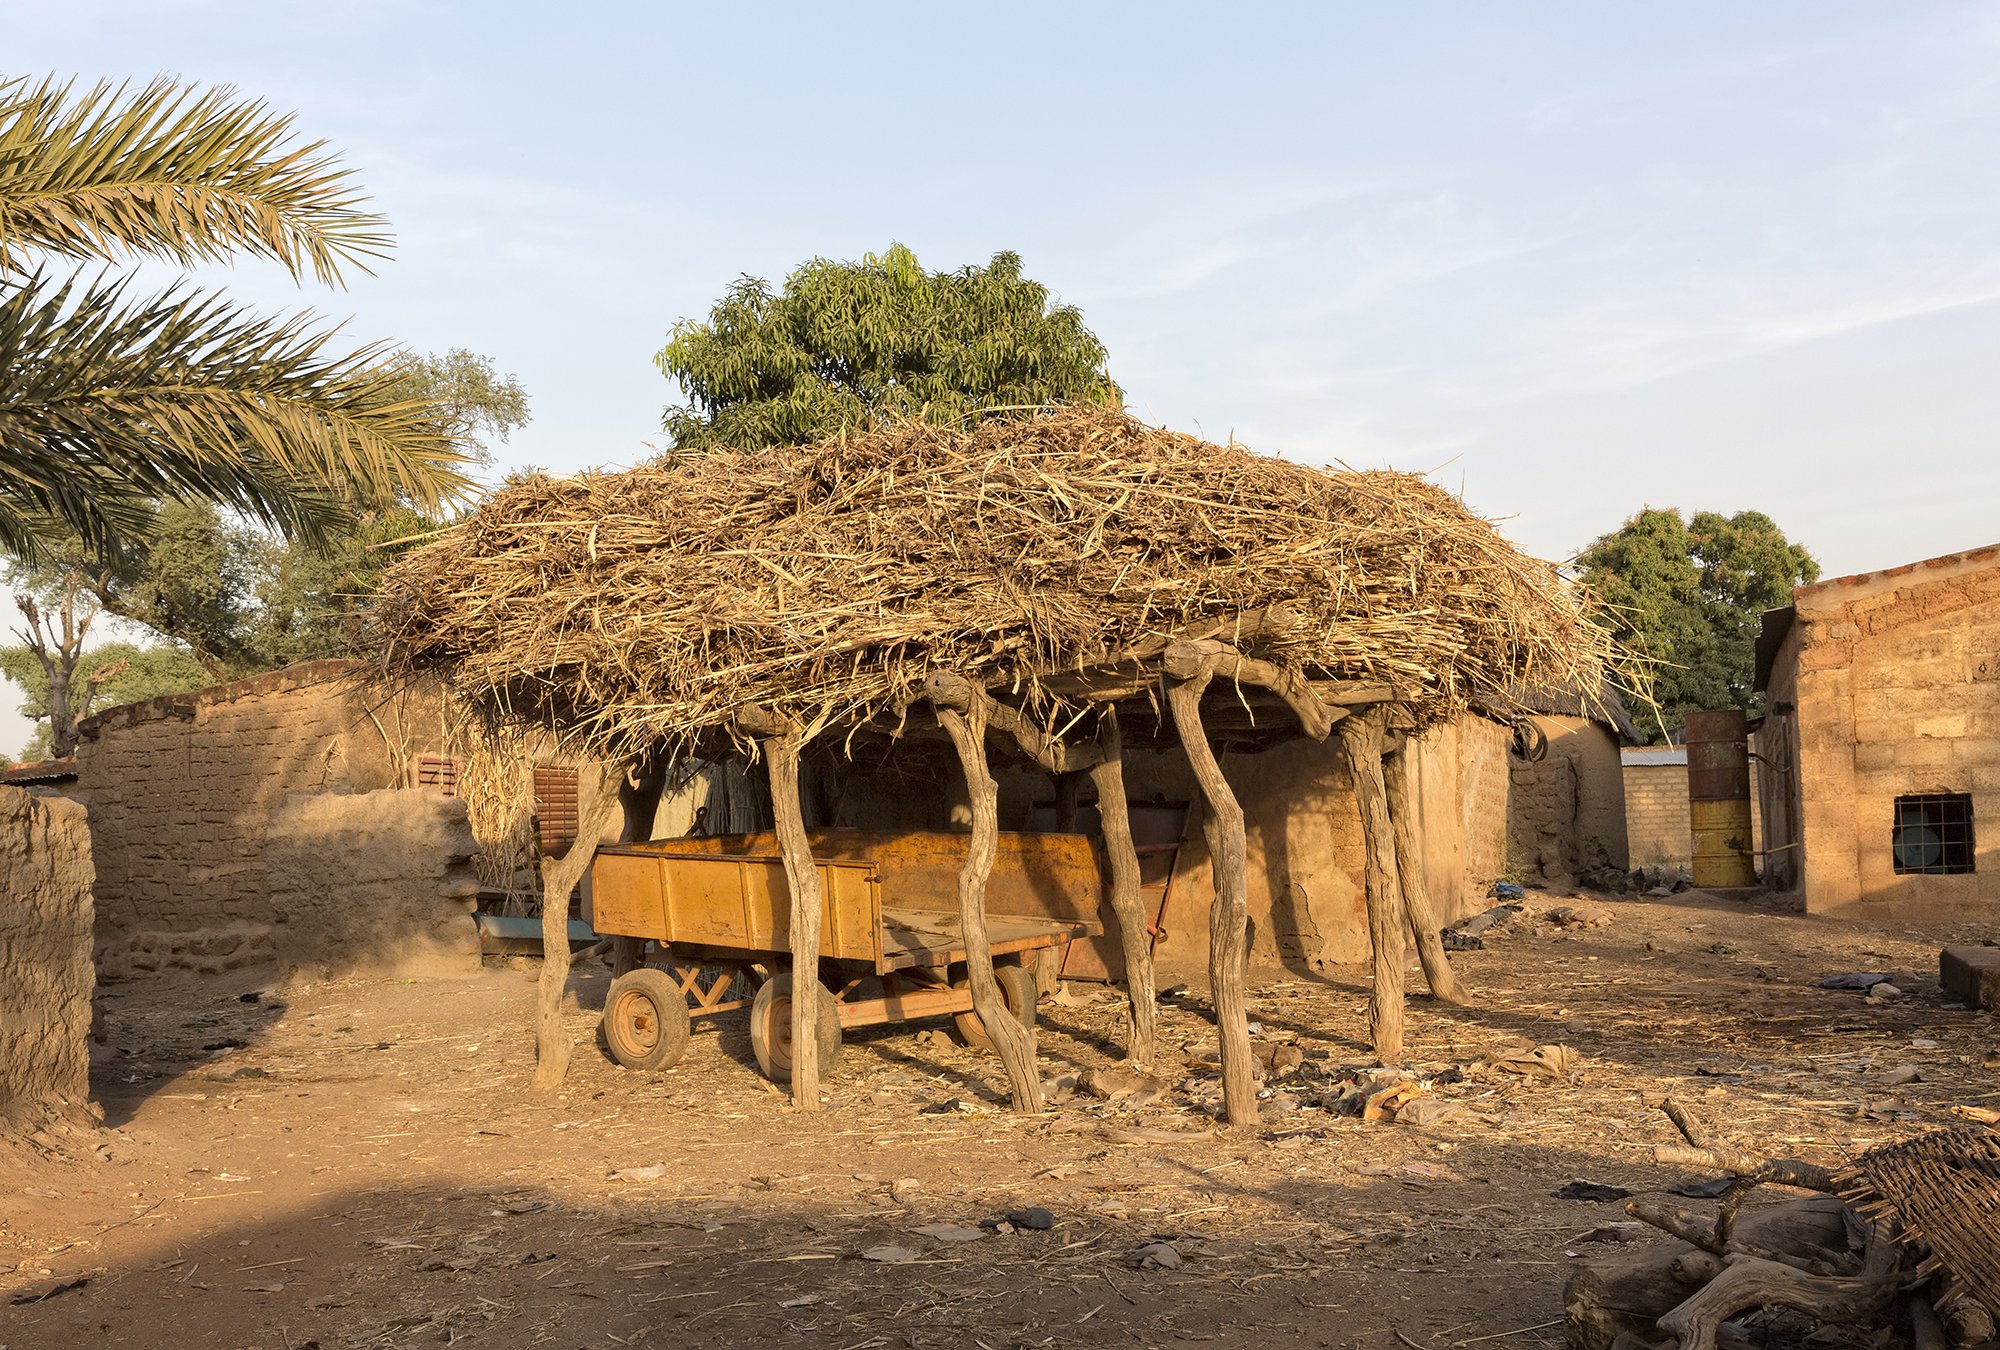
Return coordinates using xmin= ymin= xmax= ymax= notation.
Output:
xmin=1838 ymin=1127 xmax=2000 ymax=1308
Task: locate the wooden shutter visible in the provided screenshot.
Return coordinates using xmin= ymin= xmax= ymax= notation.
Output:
xmin=416 ymin=755 xmax=460 ymax=796
xmin=533 ymin=766 xmax=580 ymax=858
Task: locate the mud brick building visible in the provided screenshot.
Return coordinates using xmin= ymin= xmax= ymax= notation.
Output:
xmin=1755 ymin=542 xmax=2000 ymax=913
xmin=68 ymin=662 xmax=481 ymax=981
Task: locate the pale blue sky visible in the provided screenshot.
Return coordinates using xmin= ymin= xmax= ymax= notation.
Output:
xmin=8 ymin=2 xmax=2000 ymax=753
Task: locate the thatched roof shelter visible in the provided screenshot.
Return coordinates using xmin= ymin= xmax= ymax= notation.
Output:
xmin=373 ymin=406 xmax=1622 ymax=762
xmin=373 ymin=405 xmax=1630 ymax=1119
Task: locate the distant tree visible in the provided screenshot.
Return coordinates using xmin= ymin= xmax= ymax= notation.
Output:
xmin=1576 ymin=508 xmax=1820 ymax=739
xmin=656 ymin=243 xmax=1119 ymax=450
xmin=1 ymin=567 xmax=209 ymax=757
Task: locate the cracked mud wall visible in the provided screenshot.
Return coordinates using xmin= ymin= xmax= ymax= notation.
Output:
xmin=0 ymin=786 xmax=95 ymax=1124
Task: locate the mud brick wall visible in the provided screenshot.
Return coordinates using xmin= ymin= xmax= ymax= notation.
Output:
xmin=266 ymin=789 xmax=482 ymax=982
xmin=1782 ymin=546 xmax=2000 ymax=914
xmin=1624 ymin=763 xmax=1692 ymax=869
xmin=1506 ymin=716 xmax=1629 ymax=884
xmin=75 ymin=663 xmax=402 ymax=980
xmin=0 ymin=786 xmax=95 ymax=1123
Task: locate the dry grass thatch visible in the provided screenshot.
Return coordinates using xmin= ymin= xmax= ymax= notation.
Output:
xmin=371 ymin=406 xmax=1630 ymax=761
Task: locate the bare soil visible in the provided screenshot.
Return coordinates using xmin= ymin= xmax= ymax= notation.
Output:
xmin=3 ymin=889 xmax=1996 ymax=1350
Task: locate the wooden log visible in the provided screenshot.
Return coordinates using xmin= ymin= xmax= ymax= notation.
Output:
xmin=1164 ymin=657 xmax=1256 ymax=1126
xmin=1652 ymin=1144 xmax=1838 ymax=1194
xmin=936 ymin=704 xmax=1044 ymax=1112
xmin=532 ymin=762 xmax=625 ymax=1093
xmin=1382 ymin=740 xmax=1460 ymax=1004
xmin=1335 ymin=707 xmax=1406 ymax=1062
xmin=1085 ymin=707 xmax=1156 ymax=1065
xmin=1940 ymin=1296 xmax=1996 ymax=1347
xmin=1566 ymin=1197 xmax=1854 ymax=1350
xmin=1657 ymin=1255 xmax=1902 ymax=1350
xmin=734 ymin=707 xmax=825 ymax=1110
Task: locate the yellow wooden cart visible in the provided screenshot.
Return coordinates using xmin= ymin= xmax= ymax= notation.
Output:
xmin=588 ymin=828 xmax=1103 ymax=1081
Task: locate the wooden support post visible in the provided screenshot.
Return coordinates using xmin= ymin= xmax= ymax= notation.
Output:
xmin=936 ymin=703 xmax=1045 ymax=1111
xmin=1084 ymin=707 xmax=1157 ymax=1065
xmin=1336 ymin=707 xmax=1407 ymax=1063
xmin=1164 ymin=658 xmax=1257 ymax=1126
xmin=739 ymin=706 xmax=823 ymax=1110
xmin=1052 ymin=772 xmax=1082 ymax=832
xmin=532 ymin=762 xmax=625 ymax=1093
xmin=1382 ymin=741 xmax=1461 ymax=1004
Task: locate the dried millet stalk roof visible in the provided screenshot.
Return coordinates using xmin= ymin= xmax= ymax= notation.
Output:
xmin=370 ymin=406 xmax=1627 ymax=761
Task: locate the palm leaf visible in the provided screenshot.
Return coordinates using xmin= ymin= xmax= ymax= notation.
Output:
xmin=0 ymin=75 xmax=388 ymax=285
xmin=0 ymin=269 xmax=471 ymax=560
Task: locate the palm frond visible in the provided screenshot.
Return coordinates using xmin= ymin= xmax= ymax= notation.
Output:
xmin=0 ymin=75 xmax=389 ymax=285
xmin=0 ymin=268 xmax=471 ymax=560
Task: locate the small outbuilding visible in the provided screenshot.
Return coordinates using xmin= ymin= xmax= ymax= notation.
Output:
xmin=1754 ymin=542 xmax=2000 ymax=914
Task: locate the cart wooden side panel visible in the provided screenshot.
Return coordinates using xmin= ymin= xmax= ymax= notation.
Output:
xmin=591 ymin=850 xmax=882 ymax=966
xmin=618 ymin=829 xmax=1102 ymax=923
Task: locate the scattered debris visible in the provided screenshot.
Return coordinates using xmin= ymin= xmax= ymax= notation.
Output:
xmin=1554 ymin=1180 xmax=1633 ymax=1203
xmin=1477 ymin=1044 xmax=1581 ymax=1081
xmin=1818 ymin=972 xmax=1893 ymax=990
xmin=1130 ymin=1242 xmax=1183 ymax=1270
xmin=910 ymin=1223 xmax=985 ymax=1243
xmin=860 ymin=1245 xmax=920 ymax=1263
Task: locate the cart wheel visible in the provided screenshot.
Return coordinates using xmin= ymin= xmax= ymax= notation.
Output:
xmin=602 ymin=967 xmax=692 ymax=1071
xmin=748 ymin=973 xmax=843 ymax=1083
xmin=952 ymin=962 xmax=1039 ymax=1052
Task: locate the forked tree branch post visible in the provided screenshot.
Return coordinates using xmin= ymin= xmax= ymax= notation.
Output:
xmin=737 ymin=706 xmax=825 ymax=1110
xmin=532 ymin=761 xmax=627 ymax=1093
xmin=1336 ymin=707 xmax=1408 ymax=1062
xmin=1084 ymin=707 xmax=1157 ymax=1065
xmin=1164 ymin=655 xmax=1258 ymax=1126
xmin=935 ymin=700 xmax=1046 ymax=1111
xmin=1382 ymin=742 xmax=1461 ymax=1003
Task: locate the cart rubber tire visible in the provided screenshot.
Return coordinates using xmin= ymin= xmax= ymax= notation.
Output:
xmin=952 ymin=962 xmax=1039 ymax=1052
xmin=603 ymin=967 xmax=692 ymax=1071
xmin=749 ymin=973 xmax=843 ymax=1083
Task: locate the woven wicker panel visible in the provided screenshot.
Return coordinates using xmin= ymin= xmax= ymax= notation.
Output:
xmin=1838 ymin=1127 xmax=2000 ymax=1308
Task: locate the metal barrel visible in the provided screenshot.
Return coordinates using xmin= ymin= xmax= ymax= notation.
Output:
xmin=1685 ymin=709 xmax=1756 ymax=887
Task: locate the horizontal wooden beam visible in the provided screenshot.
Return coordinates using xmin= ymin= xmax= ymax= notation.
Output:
xmin=923 ymin=672 xmax=1107 ymax=774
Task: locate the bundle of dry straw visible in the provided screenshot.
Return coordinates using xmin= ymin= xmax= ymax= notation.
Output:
xmin=371 ymin=407 xmax=1628 ymax=760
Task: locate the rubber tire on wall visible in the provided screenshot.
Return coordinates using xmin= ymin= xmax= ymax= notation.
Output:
xmin=602 ymin=967 xmax=692 ymax=1071
xmin=952 ymin=961 xmax=1039 ymax=1052
xmin=748 ymin=972 xmax=843 ymax=1084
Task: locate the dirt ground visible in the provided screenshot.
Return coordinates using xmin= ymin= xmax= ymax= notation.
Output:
xmin=3 ymin=888 xmax=1996 ymax=1350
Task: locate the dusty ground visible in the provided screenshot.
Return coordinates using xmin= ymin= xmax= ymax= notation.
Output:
xmin=3 ymin=889 xmax=1997 ymax=1350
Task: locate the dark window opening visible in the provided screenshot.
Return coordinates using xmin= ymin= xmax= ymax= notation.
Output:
xmin=1892 ymin=793 xmax=1974 ymax=875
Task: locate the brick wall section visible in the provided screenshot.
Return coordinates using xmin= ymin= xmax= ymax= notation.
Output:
xmin=0 ymin=786 xmax=94 ymax=1125
xmin=1777 ymin=545 xmax=2000 ymax=915
xmin=76 ymin=663 xmax=403 ymax=979
xmin=1623 ymin=763 xmax=1692 ymax=868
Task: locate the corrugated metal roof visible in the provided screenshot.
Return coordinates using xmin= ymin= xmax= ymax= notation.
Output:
xmin=1621 ymin=746 xmax=1687 ymax=766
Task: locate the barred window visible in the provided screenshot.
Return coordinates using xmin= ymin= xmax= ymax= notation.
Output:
xmin=1892 ymin=793 xmax=1974 ymax=875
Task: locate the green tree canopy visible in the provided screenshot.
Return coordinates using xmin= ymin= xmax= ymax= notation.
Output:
xmin=0 ymin=639 xmax=209 ymax=761
xmin=0 ymin=75 xmax=473 ymax=560
xmin=655 ymin=243 xmax=1119 ymax=450
xmin=1576 ymin=507 xmax=1819 ymax=739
